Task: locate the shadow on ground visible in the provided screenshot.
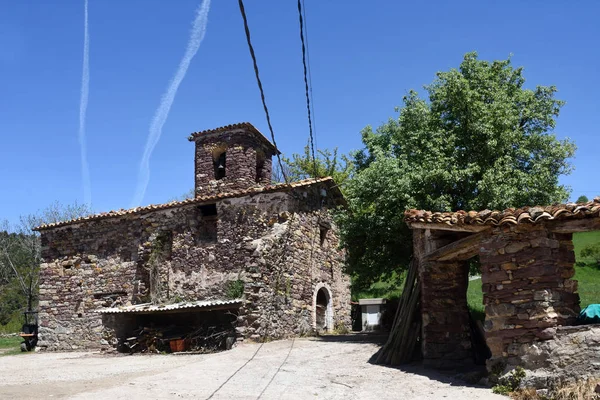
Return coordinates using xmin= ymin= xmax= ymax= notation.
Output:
xmin=316 ymin=332 xmax=490 ymax=390
xmin=368 ymin=345 xmax=490 ymax=389
xmin=313 ymin=332 xmax=388 ymax=345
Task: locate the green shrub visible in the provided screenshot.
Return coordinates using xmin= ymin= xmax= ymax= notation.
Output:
xmin=492 ymin=384 xmax=512 ymax=396
xmin=226 ymin=279 xmax=245 ymax=299
xmin=492 ymin=366 xmax=526 ymax=396
xmin=333 ymin=322 xmax=349 ymax=335
xmin=0 ymin=280 xmax=25 ymax=326
xmin=580 ymin=243 xmax=600 ymax=265
xmin=0 ymin=313 xmax=23 ymax=334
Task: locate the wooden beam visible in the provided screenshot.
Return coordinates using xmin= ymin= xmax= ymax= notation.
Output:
xmin=548 ymin=218 xmax=600 ymax=233
xmin=409 ymin=222 xmax=490 ymax=233
xmin=424 ymin=230 xmax=490 ymax=261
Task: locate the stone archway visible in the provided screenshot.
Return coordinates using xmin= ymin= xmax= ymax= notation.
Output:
xmin=313 ymin=283 xmax=333 ymax=332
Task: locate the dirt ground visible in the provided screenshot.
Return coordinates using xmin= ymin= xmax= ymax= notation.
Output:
xmin=0 ymin=336 xmax=504 ymax=399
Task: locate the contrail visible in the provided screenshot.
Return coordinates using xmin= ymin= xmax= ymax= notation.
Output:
xmin=79 ymin=0 xmax=91 ymax=206
xmin=131 ymin=0 xmax=211 ymax=207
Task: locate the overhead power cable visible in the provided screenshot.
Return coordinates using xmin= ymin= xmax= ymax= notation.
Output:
xmin=300 ymin=0 xmax=318 ymax=154
xmin=297 ymin=0 xmax=319 ymax=179
xmin=205 ymin=342 xmax=264 ymax=400
xmin=256 ymin=339 xmax=295 ymax=399
xmin=238 ymin=0 xmax=288 ymax=184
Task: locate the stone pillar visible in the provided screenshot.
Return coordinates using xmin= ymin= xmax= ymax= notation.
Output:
xmin=479 ymin=226 xmax=579 ymax=367
xmin=227 ymin=145 xmax=257 ymax=190
xmin=420 ymin=259 xmax=473 ymax=368
xmin=194 ymin=144 xmax=215 ymax=196
xmin=258 ymin=157 xmax=272 ymax=185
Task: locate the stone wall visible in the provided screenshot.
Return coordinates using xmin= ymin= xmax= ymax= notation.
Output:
xmin=38 ymin=185 xmax=350 ymax=350
xmin=416 ymin=224 xmax=581 ymax=370
xmin=193 ymin=129 xmax=276 ymax=196
xmin=479 ymin=225 xmax=580 ymax=368
xmin=514 ymin=325 xmax=600 ymax=389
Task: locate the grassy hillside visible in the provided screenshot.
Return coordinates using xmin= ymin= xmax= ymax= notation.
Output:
xmin=573 ymin=230 xmax=600 ymax=307
xmin=351 ymin=272 xmax=405 ymax=302
xmin=467 ymin=278 xmax=484 ymax=320
xmin=573 ymin=231 xmax=600 ymax=264
xmin=467 ymin=231 xmax=600 ymax=318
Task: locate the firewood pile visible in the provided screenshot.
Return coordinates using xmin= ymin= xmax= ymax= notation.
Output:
xmin=375 ymin=259 xmax=421 ymax=365
xmin=118 ymin=323 xmax=235 ymax=354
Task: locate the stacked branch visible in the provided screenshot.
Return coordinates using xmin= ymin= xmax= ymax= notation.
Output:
xmin=376 ymin=258 xmax=421 ymax=365
xmin=118 ymin=323 xmax=235 ymax=354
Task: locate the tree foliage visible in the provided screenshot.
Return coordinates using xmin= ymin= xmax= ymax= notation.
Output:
xmin=580 ymin=243 xmax=600 ymax=265
xmin=273 ymin=144 xmax=354 ymax=189
xmin=576 ymin=195 xmax=589 ymax=203
xmin=170 ymin=188 xmax=196 ymax=202
xmin=339 ymin=52 xmax=577 ymax=288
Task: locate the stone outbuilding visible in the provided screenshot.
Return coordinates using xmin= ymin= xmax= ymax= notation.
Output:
xmin=404 ymin=202 xmax=600 ymax=386
xmin=35 ymin=122 xmax=351 ymax=351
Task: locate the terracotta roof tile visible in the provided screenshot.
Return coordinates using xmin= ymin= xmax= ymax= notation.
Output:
xmin=187 ymin=122 xmax=279 ymax=153
xmin=405 ymin=197 xmax=600 ymax=227
xmin=35 ymin=177 xmax=340 ymax=231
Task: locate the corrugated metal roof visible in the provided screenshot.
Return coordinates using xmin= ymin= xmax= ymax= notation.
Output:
xmin=96 ymin=299 xmax=243 ymax=314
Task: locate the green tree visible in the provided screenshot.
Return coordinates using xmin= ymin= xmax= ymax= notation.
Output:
xmin=339 ymin=52 xmax=576 ymax=289
xmin=169 ymin=188 xmax=196 ymax=202
xmin=274 ymin=144 xmax=354 ymax=189
xmin=0 ymin=201 xmax=92 ymax=318
xmin=576 ymin=195 xmax=589 ymax=203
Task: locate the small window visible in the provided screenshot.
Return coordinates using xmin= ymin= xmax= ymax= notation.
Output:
xmin=214 ymin=152 xmax=226 ymax=180
xmin=199 ymin=204 xmax=217 ymax=216
xmin=256 ymin=159 xmax=265 ymax=183
xmin=198 ymin=204 xmax=218 ymax=242
xmin=256 ymin=152 xmax=266 ymax=183
xmin=320 ymin=226 xmax=328 ymax=247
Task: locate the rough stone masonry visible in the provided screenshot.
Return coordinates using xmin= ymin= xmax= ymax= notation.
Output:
xmin=35 ymin=123 xmax=351 ymax=351
xmin=405 ymin=204 xmax=600 ymax=387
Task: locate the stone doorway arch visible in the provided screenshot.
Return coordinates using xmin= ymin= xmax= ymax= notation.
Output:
xmin=313 ymin=283 xmax=333 ymax=332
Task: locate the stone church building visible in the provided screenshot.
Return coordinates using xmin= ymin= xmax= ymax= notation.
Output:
xmin=35 ymin=123 xmax=351 ymax=351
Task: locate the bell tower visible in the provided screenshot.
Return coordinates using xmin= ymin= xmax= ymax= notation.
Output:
xmin=188 ymin=123 xmax=278 ymax=197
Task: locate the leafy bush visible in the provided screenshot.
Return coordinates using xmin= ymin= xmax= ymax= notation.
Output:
xmin=225 ymin=279 xmax=245 ymax=299
xmin=492 ymin=366 xmax=526 ymax=396
xmin=492 ymin=384 xmax=513 ymax=396
xmin=0 ymin=282 xmax=23 ymax=326
xmin=333 ymin=322 xmax=349 ymax=335
xmin=580 ymin=243 xmax=600 ymax=266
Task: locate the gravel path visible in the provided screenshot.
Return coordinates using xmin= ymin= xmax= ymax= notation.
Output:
xmin=0 ymin=336 xmax=504 ymax=399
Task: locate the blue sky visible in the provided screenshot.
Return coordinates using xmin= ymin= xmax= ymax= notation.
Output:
xmin=1 ymin=0 xmax=599 ymax=224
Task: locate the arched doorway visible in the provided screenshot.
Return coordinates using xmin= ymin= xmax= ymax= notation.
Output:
xmin=313 ymin=284 xmax=333 ymax=332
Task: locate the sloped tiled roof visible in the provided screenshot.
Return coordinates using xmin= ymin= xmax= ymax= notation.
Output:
xmin=405 ymin=198 xmax=600 ymax=228
xmin=35 ymin=177 xmax=342 ymax=231
xmin=188 ymin=122 xmax=279 ymax=153
xmin=96 ymin=299 xmax=242 ymax=314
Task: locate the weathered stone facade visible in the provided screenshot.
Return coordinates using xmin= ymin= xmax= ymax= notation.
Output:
xmin=515 ymin=325 xmax=600 ymax=389
xmin=479 ymin=226 xmax=579 ymax=367
xmin=36 ymin=123 xmax=350 ymax=351
xmin=415 ymin=225 xmax=583 ymax=371
xmin=405 ymin=203 xmax=600 ymax=383
xmin=190 ymin=123 xmax=276 ymax=196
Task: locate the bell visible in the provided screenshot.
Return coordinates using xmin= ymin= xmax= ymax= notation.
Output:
xmin=218 ymin=163 xmax=225 ymax=170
